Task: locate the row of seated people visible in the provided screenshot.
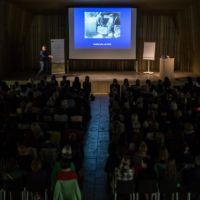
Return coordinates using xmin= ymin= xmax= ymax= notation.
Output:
xmin=110 ymin=77 xmax=200 ymax=100
xmin=0 ymin=145 xmax=81 ymax=199
xmin=0 ymin=75 xmax=92 ymax=199
xmin=105 ymin=76 xmax=200 ymax=200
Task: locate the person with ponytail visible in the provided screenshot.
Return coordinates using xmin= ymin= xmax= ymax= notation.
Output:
xmin=115 ymin=156 xmax=134 ymax=181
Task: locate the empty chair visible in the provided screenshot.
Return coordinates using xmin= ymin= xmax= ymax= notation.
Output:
xmin=114 ymin=179 xmax=135 ymax=200
xmin=187 ymin=180 xmax=200 ymax=200
xmin=137 ymin=180 xmax=157 ymax=200
xmin=70 ymin=121 xmax=82 ymax=132
xmin=4 ymin=178 xmax=25 ymax=200
xmin=158 ymin=179 xmax=179 ymax=200
xmin=26 ymin=178 xmax=48 ymax=200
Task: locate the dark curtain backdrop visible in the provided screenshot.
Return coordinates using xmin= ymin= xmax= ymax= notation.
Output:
xmin=0 ymin=0 xmax=33 ymax=77
xmin=18 ymin=14 xmax=188 ymax=72
xmin=176 ymin=2 xmax=200 ymax=76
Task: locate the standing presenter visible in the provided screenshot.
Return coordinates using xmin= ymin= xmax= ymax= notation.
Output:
xmin=37 ymin=45 xmax=53 ymax=79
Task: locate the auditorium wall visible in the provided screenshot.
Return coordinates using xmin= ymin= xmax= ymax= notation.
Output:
xmin=0 ymin=0 xmax=33 ymax=77
xmin=176 ymin=2 xmax=200 ymax=76
xmin=18 ymin=14 xmax=188 ymax=72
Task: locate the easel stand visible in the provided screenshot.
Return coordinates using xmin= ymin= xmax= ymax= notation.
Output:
xmin=143 ymin=60 xmax=154 ymax=75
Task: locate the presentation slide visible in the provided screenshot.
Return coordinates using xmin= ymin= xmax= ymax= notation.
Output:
xmin=68 ymin=7 xmax=137 ymax=60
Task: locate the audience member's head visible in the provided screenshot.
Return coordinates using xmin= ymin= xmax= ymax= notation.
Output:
xmin=195 ymin=155 xmax=200 ymax=166
xmin=139 ymin=142 xmax=147 ymax=156
xmin=165 ymin=157 xmax=176 ymax=178
xmin=136 ymin=79 xmax=140 ymax=86
xmin=18 ymin=145 xmax=27 ymax=156
xmin=5 ymin=158 xmax=18 ymax=173
xmin=60 ymin=158 xmax=70 ymax=170
xmin=31 ymin=159 xmax=42 ymax=172
xmin=119 ymin=156 xmax=131 ymax=174
xmin=159 ymin=146 xmax=169 ymax=161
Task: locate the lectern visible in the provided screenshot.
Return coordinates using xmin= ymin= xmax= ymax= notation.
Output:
xmin=159 ymin=58 xmax=174 ymax=80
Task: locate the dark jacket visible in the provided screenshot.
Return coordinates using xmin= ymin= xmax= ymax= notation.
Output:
xmin=188 ymin=165 xmax=200 ymax=184
xmin=40 ymin=50 xmax=48 ymax=62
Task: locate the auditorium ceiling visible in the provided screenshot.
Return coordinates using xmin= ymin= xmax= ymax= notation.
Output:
xmin=5 ymin=0 xmax=200 ymax=15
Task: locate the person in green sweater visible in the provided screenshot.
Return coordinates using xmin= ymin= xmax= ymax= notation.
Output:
xmin=51 ymin=145 xmax=75 ymax=187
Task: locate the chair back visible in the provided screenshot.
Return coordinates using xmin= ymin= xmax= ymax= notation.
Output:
xmin=26 ymin=178 xmax=46 ymax=192
xmin=160 ymin=179 xmax=178 ymax=193
xmin=116 ymin=179 xmax=134 ymax=194
xmin=70 ymin=121 xmax=82 ymax=131
xmin=4 ymin=178 xmax=24 ymax=192
xmin=138 ymin=180 xmax=157 ymax=193
xmin=190 ymin=180 xmax=200 ymax=193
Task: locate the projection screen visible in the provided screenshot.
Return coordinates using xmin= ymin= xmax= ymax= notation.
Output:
xmin=68 ymin=7 xmax=137 ymax=60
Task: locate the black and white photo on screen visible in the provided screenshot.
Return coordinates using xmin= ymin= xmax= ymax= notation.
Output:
xmin=84 ymin=12 xmax=121 ymax=38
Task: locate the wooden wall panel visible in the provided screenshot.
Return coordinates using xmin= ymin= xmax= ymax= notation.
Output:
xmin=19 ymin=14 xmax=188 ymax=72
xmin=0 ymin=0 xmax=33 ymax=77
xmin=176 ymin=2 xmax=200 ymax=76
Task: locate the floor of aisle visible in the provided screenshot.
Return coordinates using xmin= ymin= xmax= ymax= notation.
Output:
xmin=79 ymin=94 xmax=112 ymax=200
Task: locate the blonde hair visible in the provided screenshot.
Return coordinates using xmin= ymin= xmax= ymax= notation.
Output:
xmin=29 ymin=78 xmax=34 ymax=85
xmin=31 ymin=123 xmax=41 ymax=137
xmin=62 ymin=145 xmax=72 ymax=155
xmin=18 ymin=145 xmax=27 ymax=156
xmin=31 ymin=159 xmax=42 ymax=172
xmin=53 ymin=91 xmax=59 ymax=98
xmin=61 ymin=101 xmax=67 ymax=110
xmin=159 ymin=146 xmax=169 ymax=161
xmin=131 ymin=114 xmax=138 ymax=123
xmin=47 ymin=100 xmax=54 ymax=106
xmin=170 ymin=102 xmax=178 ymax=111
xmin=184 ymin=123 xmax=194 ymax=131
xmin=174 ymin=109 xmax=182 ymax=118
xmin=119 ymin=156 xmax=131 ymax=174
xmin=139 ymin=142 xmax=147 ymax=155
xmin=165 ymin=157 xmax=176 ymax=178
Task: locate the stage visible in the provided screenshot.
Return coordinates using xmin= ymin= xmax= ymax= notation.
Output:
xmin=3 ymin=70 xmax=199 ymax=93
